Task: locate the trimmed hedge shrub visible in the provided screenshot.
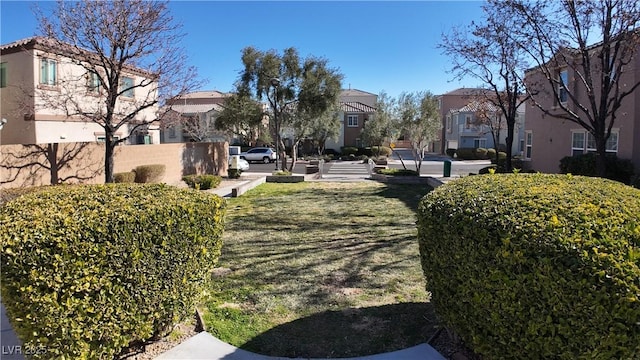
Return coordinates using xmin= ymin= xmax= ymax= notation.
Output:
xmin=417 ymin=174 xmax=640 ymax=359
xmin=559 ymin=152 xmax=635 ymax=184
xmin=114 ymin=171 xmax=136 ymax=183
xmin=474 ymin=147 xmax=488 ymax=159
xmin=486 ymin=148 xmax=496 ymax=159
xmin=454 ymin=147 xmax=477 ymax=160
xmin=340 ymin=146 xmax=358 ymax=156
xmin=0 ymin=184 xmax=226 ymax=359
xmin=182 ymin=174 xmax=222 ymax=190
xmin=134 ymin=164 xmax=166 ymax=183
xmin=376 ymin=168 xmax=419 ymax=176
xmin=370 ymin=146 xmax=393 ymax=157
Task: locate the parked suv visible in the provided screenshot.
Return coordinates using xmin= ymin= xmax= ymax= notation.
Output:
xmin=240 ymin=147 xmax=277 ymax=163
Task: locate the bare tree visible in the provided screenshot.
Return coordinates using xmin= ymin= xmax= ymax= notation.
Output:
xmin=507 ymin=0 xmax=640 ymax=176
xmin=36 ymin=0 xmax=201 ymax=182
xmin=440 ymin=0 xmax=529 ymax=171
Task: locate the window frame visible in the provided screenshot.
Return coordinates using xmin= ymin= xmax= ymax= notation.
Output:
xmin=87 ymin=71 xmax=101 ymax=94
xmin=524 ymin=131 xmax=533 ymax=160
xmin=347 ymin=114 xmax=359 ymax=127
xmin=0 ymin=62 xmax=6 ymax=88
xmin=473 ymin=138 xmax=487 ymax=149
xmin=571 ymin=130 xmax=618 ymax=155
xmin=39 ymin=58 xmax=57 ymax=86
xmin=119 ymin=76 xmax=135 ymax=98
xmin=558 ymin=69 xmax=568 ymax=105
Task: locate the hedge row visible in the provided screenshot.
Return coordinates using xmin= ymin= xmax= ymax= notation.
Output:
xmin=417 ymin=174 xmax=640 ymax=359
xmin=559 ymin=152 xmax=635 ymax=184
xmin=0 ymin=184 xmax=226 ymax=359
xmin=182 ymin=174 xmax=222 ymax=190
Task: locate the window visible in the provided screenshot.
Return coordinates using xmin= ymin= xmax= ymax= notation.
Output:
xmin=96 ymin=135 xmax=120 ymax=143
xmin=525 ymin=131 xmax=533 ymax=159
xmin=558 ymin=69 xmax=568 ymax=104
xmin=347 ymin=115 xmax=358 ymax=127
xmin=40 ymin=58 xmax=57 ymax=85
xmin=87 ymin=72 xmax=101 ymax=93
xmin=0 ymin=62 xmax=6 ymax=88
xmin=571 ymin=130 xmax=618 ymax=155
xmin=446 ymin=115 xmax=452 ymax=132
xmin=120 ymin=76 xmax=134 ymax=98
xmin=465 ymin=115 xmax=472 ymax=129
xmin=474 ymin=138 xmax=486 ymax=148
xmin=168 ymin=126 xmax=176 ymax=138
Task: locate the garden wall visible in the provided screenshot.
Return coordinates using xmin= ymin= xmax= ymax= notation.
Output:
xmin=0 ymin=142 xmax=228 ymax=189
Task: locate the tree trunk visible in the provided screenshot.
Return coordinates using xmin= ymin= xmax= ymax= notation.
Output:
xmin=288 ymin=140 xmax=300 ymax=172
xmin=47 ymin=143 xmax=59 ymax=185
xmin=505 ymin=121 xmax=515 ymax=172
xmin=595 ymin=137 xmax=607 ymax=178
xmin=104 ymin=136 xmax=115 ymax=183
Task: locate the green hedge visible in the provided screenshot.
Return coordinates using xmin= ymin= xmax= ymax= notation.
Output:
xmin=455 ymin=147 xmax=478 ymax=160
xmin=134 ymin=164 xmax=166 ymax=183
xmin=559 ymin=152 xmax=635 ymax=184
xmin=182 ymin=174 xmax=222 ymax=190
xmin=417 ymin=174 xmax=640 ymax=359
xmin=0 ymin=184 xmax=226 ymax=359
xmin=114 ymin=171 xmax=136 ymax=183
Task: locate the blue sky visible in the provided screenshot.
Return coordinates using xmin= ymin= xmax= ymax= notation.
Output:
xmin=0 ymin=1 xmax=485 ymax=98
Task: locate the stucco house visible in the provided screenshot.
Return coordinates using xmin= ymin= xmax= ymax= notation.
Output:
xmin=445 ymin=100 xmax=526 ymax=155
xmin=162 ymin=91 xmax=229 ymax=143
xmin=0 ymin=37 xmax=160 ymax=146
xmin=324 ymin=88 xmax=377 ymax=151
xmin=436 ymin=88 xmax=493 ymax=154
xmin=523 ymin=43 xmax=640 ymax=174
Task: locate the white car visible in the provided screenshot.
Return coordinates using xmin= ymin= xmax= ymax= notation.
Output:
xmin=229 ymin=156 xmax=250 ymax=171
xmin=240 ymin=147 xmax=277 ymax=163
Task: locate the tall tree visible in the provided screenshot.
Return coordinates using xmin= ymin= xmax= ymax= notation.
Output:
xmin=397 ymin=91 xmax=441 ymax=172
xmin=37 ymin=0 xmax=200 ymax=182
xmin=507 ymin=0 xmax=640 ymax=176
xmin=214 ymin=92 xmax=266 ymax=145
xmin=361 ymin=91 xmax=397 ymax=155
xmin=236 ymin=47 xmax=343 ymax=171
xmin=440 ymin=0 xmax=529 ymax=171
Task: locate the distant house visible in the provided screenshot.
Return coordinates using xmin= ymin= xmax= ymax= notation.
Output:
xmin=524 ymin=44 xmax=640 ymax=173
xmin=0 ymin=37 xmax=159 ymax=145
xmin=163 ymin=91 xmax=229 ymax=143
xmin=445 ymin=100 xmax=525 ymax=155
xmin=436 ymin=88 xmax=491 ymax=154
xmin=324 ymin=88 xmax=377 ymax=151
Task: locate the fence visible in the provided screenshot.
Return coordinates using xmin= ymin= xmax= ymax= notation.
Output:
xmin=0 ymin=142 xmax=228 ymax=189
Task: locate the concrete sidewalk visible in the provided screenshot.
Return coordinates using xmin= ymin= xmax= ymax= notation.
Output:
xmin=155 ymin=332 xmax=446 ymax=360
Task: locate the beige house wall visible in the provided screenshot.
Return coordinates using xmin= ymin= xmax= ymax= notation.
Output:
xmin=1 ymin=38 xmax=160 ymax=146
xmin=0 ymin=142 xmax=228 ymax=189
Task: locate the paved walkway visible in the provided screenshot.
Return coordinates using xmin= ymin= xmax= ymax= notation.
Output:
xmin=155 ymin=332 xmax=446 ymax=360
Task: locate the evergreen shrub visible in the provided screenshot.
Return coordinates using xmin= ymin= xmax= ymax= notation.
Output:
xmin=559 ymin=153 xmax=635 ymax=184
xmin=133 ymin=164 xmax=166 ymax=183
xmin=0 ymin=184 xmax=226 ymax=359
xmin=417 ymin=174 xmax=640 ymax=359
xmin=455 ymin=147 xmax=477 ymax=160
xmin=446 ymin=148 xmax=457 ymax=157
xmin=114 ymin=171 xmax=136 ymax=183
xmin=182 ymin=174 xmax=222 ymax=190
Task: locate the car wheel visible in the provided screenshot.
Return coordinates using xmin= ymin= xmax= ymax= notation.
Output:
xmin=262 ymin=157 xmax=270 ymax=164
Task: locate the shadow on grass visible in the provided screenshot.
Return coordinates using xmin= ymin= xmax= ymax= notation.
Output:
xmin=239 ymin=302 xmax=438 ymax=358
xmin=373 ymin=183 xmax=433 ymax=211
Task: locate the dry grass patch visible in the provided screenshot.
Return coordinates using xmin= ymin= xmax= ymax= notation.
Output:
xmin=203 ymin=181 xmax=435 ymax=357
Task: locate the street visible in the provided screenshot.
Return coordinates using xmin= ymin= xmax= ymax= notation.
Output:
xmin=243 ymin=157 xmax=490 ymax=177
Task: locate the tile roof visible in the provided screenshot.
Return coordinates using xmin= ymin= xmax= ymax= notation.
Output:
xmin=340 ymin=101 xmax=376 ymax=113
xmin=170 ymin=103 xmax=223 ymax=114
xmin=440 ymin=88 xmax=490 ymax=97
xmin=341 ymin=88 xmax=377 ymax=97
xmin=451 ymin=101 xmax=499 ymax=114
xmin=175 ymin=91 xmax=230 ymax=99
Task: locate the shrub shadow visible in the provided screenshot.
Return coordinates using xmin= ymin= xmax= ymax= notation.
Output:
xmin=239 ymin=302 xmax=438 ymax=358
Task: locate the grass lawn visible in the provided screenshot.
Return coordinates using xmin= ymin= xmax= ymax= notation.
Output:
xmin=201 ymin=181 xmax=436 ymax=358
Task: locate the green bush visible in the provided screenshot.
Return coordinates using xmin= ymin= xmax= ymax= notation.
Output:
xmin=455 ymin=147 xmax=477 ymax=160
xmin=134 ymin=164 xmax=166 ymax=183
xmin=376 ymin=168 xmax=419 ymax=176
xmin=340 ymin=146 xmax=358 ymax=156
xmin=446 ymin=148 xmax=457 ymax=157
xmin=114 ymin=171 xmax=136 ymax=183
xmin=559 ymin=152 xmax=635 ymax=184
xmin=0 ymin=186 xmax=47 ymax=206
xmin=417 ymin=174 xmax=640 ymax=359
xmin=474 ymin=147 xmax=488 ymax=159
xmin=228 ymin=169 xmax=242 ymax=179
xmin=486 ymin=148 xmax=496 ymax=159
xmin=0 ymin=184 xmax=226 ymax=359
xmin=182 ymin=174 xmax=222 ymax=190
xmin=370 ymin=146 xmax=393 ymax=157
